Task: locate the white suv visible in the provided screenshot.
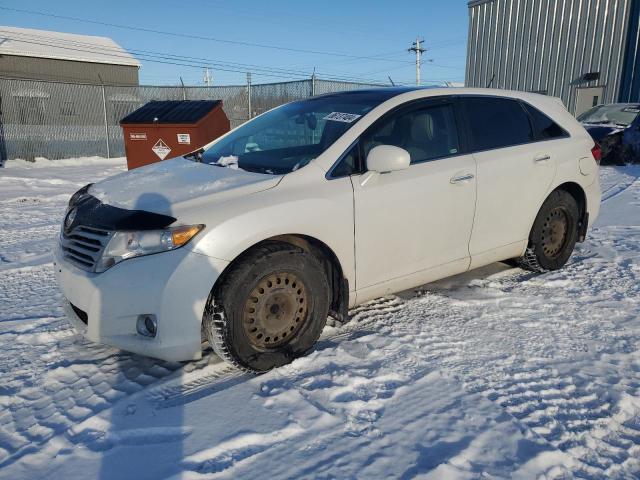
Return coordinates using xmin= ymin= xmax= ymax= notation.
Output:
xmin=54 ymin=88 xmax=601 ymax=371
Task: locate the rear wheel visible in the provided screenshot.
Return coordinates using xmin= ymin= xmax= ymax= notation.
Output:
xmin=516 ymin=190 xmax=579 ymax=272
xmin=202 ymin=242 xmax=330 ymax=372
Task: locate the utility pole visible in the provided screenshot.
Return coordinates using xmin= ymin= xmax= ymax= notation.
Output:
xmin=179 ymin=76 xmax=186 ymax=100
xmin=408 ymin=37 xmax=426 ymax=85
xmin=246 ymin=72 xmax=252 ymax=119
xmin=203 ymin=67 xmax=213 ymax=86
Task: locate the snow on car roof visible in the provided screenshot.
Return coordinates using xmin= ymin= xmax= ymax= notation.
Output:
xmin=0 ymin=26 xmax=140 ymax=67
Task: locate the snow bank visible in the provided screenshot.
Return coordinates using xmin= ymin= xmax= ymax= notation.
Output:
xmin=4 ymin=156 xmax=126 ymax=169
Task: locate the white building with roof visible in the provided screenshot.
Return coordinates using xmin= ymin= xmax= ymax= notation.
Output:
xmin=0 ymin=26 xmax=140 ymax=85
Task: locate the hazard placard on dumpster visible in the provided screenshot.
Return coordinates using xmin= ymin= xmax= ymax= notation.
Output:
xmin=152 ymin=139 xmax=171 ymax=160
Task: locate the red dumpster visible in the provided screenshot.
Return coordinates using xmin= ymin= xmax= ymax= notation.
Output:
xmin=120 ymin=100 xmax=230 ymax=170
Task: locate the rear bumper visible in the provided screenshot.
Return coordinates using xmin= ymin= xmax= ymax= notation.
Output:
xmin=54 ymin=245 xmax=229 ymax=362
xmin=584 ymin=173 xmax=601 ymax=229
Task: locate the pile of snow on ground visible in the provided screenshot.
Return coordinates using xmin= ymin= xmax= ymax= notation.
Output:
xmin=0 ymin=158 xmax=639 ymax=479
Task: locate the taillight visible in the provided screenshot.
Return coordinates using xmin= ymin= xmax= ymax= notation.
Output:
xmin=591 ymin=142 xmax=602 ymax=164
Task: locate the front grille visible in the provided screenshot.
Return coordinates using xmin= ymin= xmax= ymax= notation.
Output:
xmin=60 ymin=225 xmax=112 ymax=272
xmin=70 ymin=302 xmax=88 ymax=325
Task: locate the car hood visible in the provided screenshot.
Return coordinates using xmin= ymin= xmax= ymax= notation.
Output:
xmin=89 ymin=157 xmax=282 ymax=216
xmin=582 ymin=123 xmax=626 ymax=142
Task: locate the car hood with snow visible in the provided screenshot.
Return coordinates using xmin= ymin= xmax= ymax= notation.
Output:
xmin=88 ymin=157 xmax=282 ymax=216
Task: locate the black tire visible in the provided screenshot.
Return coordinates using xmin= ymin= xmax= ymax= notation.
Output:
xmin=516 ymin=190 xmax=580 ymax=273
xmin=202 ymin=241 xmax=330 ymax=372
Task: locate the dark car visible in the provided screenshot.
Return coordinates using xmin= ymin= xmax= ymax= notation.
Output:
xmin=578 ymin=103 xmax=640 ymax=165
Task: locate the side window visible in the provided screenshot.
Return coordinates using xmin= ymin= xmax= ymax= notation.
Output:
xmin=463 ymin=97 xmax=534 ymax=151
xmin=362 ymin=103 xmax=460 ymax=165
xmin=521 ymin=103 xmax=568 ymax=140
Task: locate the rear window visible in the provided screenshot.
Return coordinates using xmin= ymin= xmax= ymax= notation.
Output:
xmin=462 ymin=97 xmax=534 ymax=151
xmin=577 ymin=104 xmax=640 ymax=127
xmin=522 ymin=103 xmax=568 ymax=140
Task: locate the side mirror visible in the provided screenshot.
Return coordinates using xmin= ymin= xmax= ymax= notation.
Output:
xmin=366 ymin=145 xmax=410 ymax=173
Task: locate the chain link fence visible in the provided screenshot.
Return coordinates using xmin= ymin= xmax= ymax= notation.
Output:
xmin=0 ymin=76 xmax=384 ymax=163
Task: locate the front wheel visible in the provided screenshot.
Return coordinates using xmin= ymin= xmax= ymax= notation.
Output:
xmin=516 ymin=190 xmax=580 ymax=272
xmin=202 ymin=242 xmax=330 ymax=372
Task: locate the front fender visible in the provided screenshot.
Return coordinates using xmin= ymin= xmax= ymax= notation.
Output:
xmin=186 ymin=173 xmax=356 ymax=295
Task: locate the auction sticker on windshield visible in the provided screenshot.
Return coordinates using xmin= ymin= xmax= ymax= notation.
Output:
xmin=324 ymin=112 xmax=362 ymax=123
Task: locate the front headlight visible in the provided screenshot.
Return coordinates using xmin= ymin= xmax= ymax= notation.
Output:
xmin=95 ymin=224 xmax=204 ymax=273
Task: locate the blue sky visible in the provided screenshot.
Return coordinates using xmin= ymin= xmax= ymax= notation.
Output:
xmin=0 ymin=0 xmax=469 ymax=86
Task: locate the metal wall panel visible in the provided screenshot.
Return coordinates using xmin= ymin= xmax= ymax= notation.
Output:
xmin=0 ymin=55 xmax=139 ymax=85
xmin=466 ymin=0 xmax=635 ymax=113
xmin=620 ymin=0 xmax=640 ymax=101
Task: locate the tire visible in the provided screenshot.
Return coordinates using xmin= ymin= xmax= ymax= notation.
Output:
xmin=202 ymin=241 xmax=330 ymax=372
xmin=516 ymin=190 xmax=580 ymax=273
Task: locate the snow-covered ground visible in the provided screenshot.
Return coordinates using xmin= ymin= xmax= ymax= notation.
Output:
xmin=0 ymin=158 xmax=639 ymax=479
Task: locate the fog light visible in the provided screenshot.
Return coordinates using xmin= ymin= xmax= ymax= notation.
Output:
xmin=136 ymin=314 xmax=157 ymax=337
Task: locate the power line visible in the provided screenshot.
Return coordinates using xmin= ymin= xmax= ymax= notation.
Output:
xmin=0 ymin=29 xmax=405 ymax=84
xmin=0 ymin=6 xmax=413 ymax=64
xmin=429 ymin=63 xmax=465 ymax=71
xmin=0 ymin=30 xmax=400 ymax=85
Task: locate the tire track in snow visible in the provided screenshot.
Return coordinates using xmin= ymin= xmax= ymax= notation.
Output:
xmin=2 ymin=165 xmax=640 ymax=478
xmin=601 ymin=173 xmax=640 ymax=202
xmin=0 ymin=310 xmax=183 ymax=467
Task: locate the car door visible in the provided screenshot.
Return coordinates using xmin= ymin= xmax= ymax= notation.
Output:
xmin=350 ymin=98 xmax=477 ymax=291
xmin=460 ymin=96 xmax=557 ymax=260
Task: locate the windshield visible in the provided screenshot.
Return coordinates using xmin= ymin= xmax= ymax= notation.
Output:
xmin=578 ymin=104 xmax=640 ymax=127
xmin=200 ymin=92 xmax=393 ymax=174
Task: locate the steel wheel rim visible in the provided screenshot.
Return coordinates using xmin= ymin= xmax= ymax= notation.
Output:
xmin=541 ymin=207 xmax=569 ymax=258
xmin=242 ymin=271 xmax=308 ymax=349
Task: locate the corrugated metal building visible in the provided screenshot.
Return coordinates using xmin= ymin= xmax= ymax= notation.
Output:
xmin=0 ymin=26 xmax=140 ymax=84
xmin=466 ymin=0 xmax=640 ymax=116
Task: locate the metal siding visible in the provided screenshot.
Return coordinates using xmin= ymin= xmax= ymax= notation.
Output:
xmin=467 ymin=0 xmax=635 ymax=112
xmin=600 ymin=0 xmax=617 ymax=97
xmin=620 ymin=0 xmax=640 ymax=101
xmin=0 ymin=56 xmax=139 ymax=85
xmin=508 ymin=0 xmax=521 ymax=88
xmin=489 ymin=1 xmax=498 ymax=87
xmin=631 ymin=0 xmax=640 ymax=99
xmin=478 ymin=3 xmax=488 ymax=86
xmin=529 ymin=0 xmax=543 ymax=91
xmin=546 ymin=1 xmax=561 ymax=97
xmin=517 ymin=0 xmax=528 ymax=90
xmin=493 ymin=0 xmax=508 ymax=87
xmin=560 ymin=0 xmax=580 ymax=106
xmin=610 ymin=0 xmax=631 ymax=102
xmin=488 ymin=1 xmax=499 ymax=87
xmin=535 ymin=0 xmax=550 ymax=91
xmin=552 ymin=0 xmax=569 ymax=96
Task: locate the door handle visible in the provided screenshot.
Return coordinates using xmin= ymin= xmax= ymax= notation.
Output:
xmin=534 ymin=154 xmax=551 ymax=163
xmin=450 ymin=173 xmax=475 ymax=184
